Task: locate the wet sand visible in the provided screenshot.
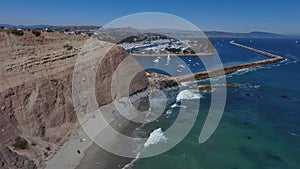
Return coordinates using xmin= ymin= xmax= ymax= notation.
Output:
xmin=75 ymin=120 xmax=140 ymax=169
xmin=46 ymin=92 xmax=150 ymax=169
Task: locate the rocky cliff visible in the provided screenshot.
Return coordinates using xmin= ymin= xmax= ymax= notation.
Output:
xmin=0 ymin=31 xmax=148 ymax=168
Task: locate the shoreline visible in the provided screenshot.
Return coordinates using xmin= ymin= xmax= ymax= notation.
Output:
xmin=45 ymin=41 xmax=286 ymax=169
xmin=130 ymin=52 xmax=215 ymax=57
xmin=45 ymin=91 xmax=150 ymax=169
xmin=45 ymin=104 xmax=136 ymax=169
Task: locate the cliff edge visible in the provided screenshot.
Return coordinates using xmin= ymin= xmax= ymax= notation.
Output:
xmin=0 ymin=31 xmax=148 ymax=168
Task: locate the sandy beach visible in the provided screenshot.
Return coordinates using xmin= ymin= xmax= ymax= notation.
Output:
xmin=45 ymin=91 xmax=150 ymax=169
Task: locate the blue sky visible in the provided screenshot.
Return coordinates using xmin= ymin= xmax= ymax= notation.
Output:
xmin=1 ymin=0 xmax=299 ymax=35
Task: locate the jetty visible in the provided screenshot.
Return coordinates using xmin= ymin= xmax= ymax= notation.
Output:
xmin=229 ymin=41 xmax=285 ymax=60
xmin=176 ymin=41 xmax=285 ymax=82
xmin=149 ymin=41 xmax=286 ymax=86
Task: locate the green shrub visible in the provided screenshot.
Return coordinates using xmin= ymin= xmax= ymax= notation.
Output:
xmin=165 ymin=48 xmax=181 ymax=54
xmin=46 ymin=29 xmax=54 ymax=32
xmin=10 ymin=28 xmax=24 ymax=36
xmin=63 ymin=44 xmax=73 ymax=51
xmin=44 ymin=151 xmax=49 ymax=157
xmin=32 ymin=29 xmax=41 ymax=36
xmin=12 ymin=137 xmax=28 ymax=150
xmin=45 ymin=146 xmax=51 ymax=151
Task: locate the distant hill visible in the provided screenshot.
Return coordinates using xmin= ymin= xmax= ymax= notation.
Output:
xmin=0 ymin=24 xmax=56 ymax=29
xmin=204 ymin=31 xmax=285 ymax=38
xmin=0 ymin=24 xmax=101 ymax=31
xmin=0 ymin=24 xmax=285 ymax=38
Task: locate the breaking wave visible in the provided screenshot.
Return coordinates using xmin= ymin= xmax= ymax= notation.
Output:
xmin=144 ymin=128 xmax=168 ymax=148
xmin=176 ymin=89 xmax=204 ymax=102
xmin=122 ymin=128 xmax=167 ymax=169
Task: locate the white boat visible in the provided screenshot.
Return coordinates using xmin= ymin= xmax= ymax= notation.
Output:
xmin=165 ymin=54 xmax=171 ymax=66
xmin=153 ymin=58 xmax=159 ymax=64
xmin=178 ymin=64 xmax=185 ymax=69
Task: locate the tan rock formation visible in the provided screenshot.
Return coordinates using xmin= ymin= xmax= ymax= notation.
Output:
xmin=0 ymin=31 xmax=148 ymax=168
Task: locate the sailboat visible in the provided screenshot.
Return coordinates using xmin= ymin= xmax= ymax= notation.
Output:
xmin=165 ymin=54 xmax=171 ymax=66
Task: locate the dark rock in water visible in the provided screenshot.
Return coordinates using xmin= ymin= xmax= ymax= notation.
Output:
xmin=226 ymin=83 xmax=240 ymax=89
xmin=77 ymin=150 xmax=81 ymax=154
xmin=247 ymin=136 xmax=252 ymax=140
xmin=243 ymin=122 xmax=249 ymax=126
xmin=237 ymin=147 xmax=260 ymax=159
xmin=265 ymin=151 xmax=283 ymax=162
xmin=280 ymin=95 xmax=289 ymax=99
xmin=245 ymin=93 xmax=251 ymax=96
xmin=197 ymin=85 xmax=212 ymax=92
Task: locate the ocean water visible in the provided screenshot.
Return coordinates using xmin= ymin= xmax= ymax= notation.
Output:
xmin=131 ymin=38 xmax=300 ymax=169
xmin=133 ymin=38 xmax=269 ymax=76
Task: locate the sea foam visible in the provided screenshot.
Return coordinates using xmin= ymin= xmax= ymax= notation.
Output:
xmin=144 ymin=128 xmax=167 ymax=148
xmin=176 ymin=89 xmax=203 ymax=102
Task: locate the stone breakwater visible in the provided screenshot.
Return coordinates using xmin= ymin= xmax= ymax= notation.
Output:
xmin=148 ymin=41 xmax=285 ymax=88
xmin=229 ymin=41 xmax=285 ymax=60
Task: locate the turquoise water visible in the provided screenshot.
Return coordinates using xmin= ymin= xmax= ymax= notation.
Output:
xmin=132 ymin=38 xmax=300 ymax=169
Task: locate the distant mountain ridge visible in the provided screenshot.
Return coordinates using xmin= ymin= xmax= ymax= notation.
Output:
xmin=203 ymin=31 xmax=285 ymax=38
xmin=0 ymin=24 xmax=285 ymax=38
xmin=0 ymin=24 xmax=101 ymax=31
xmin=0 ymin=24 xmax=56 ymax=29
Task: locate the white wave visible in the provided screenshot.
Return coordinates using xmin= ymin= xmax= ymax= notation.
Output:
xmin=181 ymin=81 xmax=198 ymax=86
xmin=121 ymin=152 xmax=141 ymax=169
xmin=144 ymin=128 xmax=167 ymax=148
xmin=171 ymin=103 xmax=187 ymax=108
xmin=176 ymin=89 xmax=203 ymax=102
xmin=289 ymin=132 xmax=298 ymax=137
xmin=227 ymin=66 xmax=264 ymax=78
xmin=166 ymin=109 xmax=172 ymax=115
xmin=123 ymin=128 xmax=168 ymax=169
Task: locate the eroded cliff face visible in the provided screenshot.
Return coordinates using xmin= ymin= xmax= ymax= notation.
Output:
xmin=0 ymin=146 xmax=37 ymax=169
xmin=0 ymin=31 xmax=148 ymax=168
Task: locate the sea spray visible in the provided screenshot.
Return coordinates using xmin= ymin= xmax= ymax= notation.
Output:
xmin=176 ymin=89 xmax=203 ymax=102
xmin=122 ymin=128 xmax=168 ymax=169
xmin=144 ymin=128 xmax=167 ymax=148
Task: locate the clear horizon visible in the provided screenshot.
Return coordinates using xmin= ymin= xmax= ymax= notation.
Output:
xmin=1 ymin=0 xmax=300 ymax=35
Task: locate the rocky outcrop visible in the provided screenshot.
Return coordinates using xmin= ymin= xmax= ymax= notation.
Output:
xmin=197 ymin=85 xmax=212 ymax=92
xmin=0 ymin=31 xmax=148 ymax=168
xmin=0 ymin=146 xmax=37 ymax=169
xmin=146 ymin=71 xmax=178 ymax=89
